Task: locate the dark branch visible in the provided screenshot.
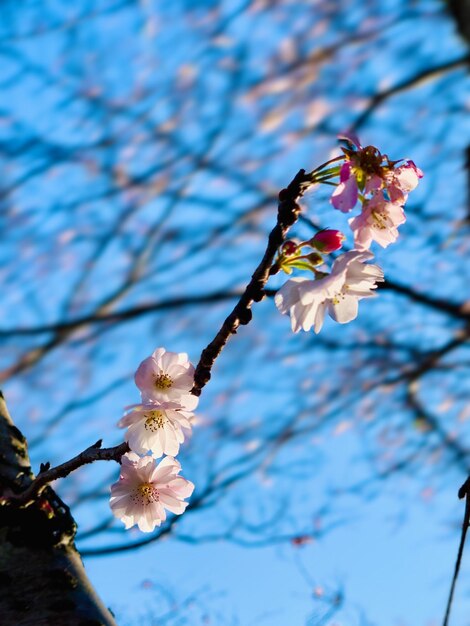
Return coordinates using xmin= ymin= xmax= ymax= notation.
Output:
xmin=192 ymin=168 xmax=313 ymax=395
xmin=352 ymin=54 xmax=470 ymax=130
xmin=0 ymin=291 xmax=242 ymax=337
xmin=3 ymin=440 xmax=129 ymax=507
xmin=1 ymin=263 xmax=467 ymax=344
xmin=442 ymin=479 xmax=470 ymax=626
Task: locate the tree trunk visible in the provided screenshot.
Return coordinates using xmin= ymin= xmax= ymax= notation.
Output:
xmin=0 ymin=391 xmax=117 ymax=626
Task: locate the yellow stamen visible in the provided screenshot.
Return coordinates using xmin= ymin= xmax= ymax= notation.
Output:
xmin=332 ymin=290 xmax=346 ymax=305
xmin=154 ymin=373 xmax=173 ymax=390
xmin=144 ymin=410 xmax=166 ymax=432
xmin=372 ymin=211 xmax=387 ymax=230
xmin=132 ymin=482 xmax=159 ymax=506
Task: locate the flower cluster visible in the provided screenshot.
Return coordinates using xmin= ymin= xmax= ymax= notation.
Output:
xmin=110 ymin=348 xmax=197 ymax=532
xmin=331 ymin=133 xmax=422 ymax=250
xmin=275 ymin=132 xmax=422 ymax=333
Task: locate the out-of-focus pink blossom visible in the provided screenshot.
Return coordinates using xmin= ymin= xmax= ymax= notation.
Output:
xmin=349 ymin=194 xmax=406 ymax=250
xmin=118 ymin=401 xmax=193 ymax=458
xmin=110 ymin=453 xmax=194 ymax=532
xmin=135 ymin=347 xmax=198 ymax=410
xmin=275 ymin=251 xmax=384 ymax=333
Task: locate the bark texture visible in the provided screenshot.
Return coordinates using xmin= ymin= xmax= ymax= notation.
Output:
xmin=0 ymin=391 xmax=117 ymax=626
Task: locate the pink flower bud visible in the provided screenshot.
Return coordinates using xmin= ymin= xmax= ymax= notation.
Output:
xmin=311 ymin=229 xmax=345 ymax=253
xmin=281 ymin=240 xmax=299 ymax=256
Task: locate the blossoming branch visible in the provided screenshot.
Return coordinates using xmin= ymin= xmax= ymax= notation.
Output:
xmin=3 ymin=134 xmax=422 ymax=537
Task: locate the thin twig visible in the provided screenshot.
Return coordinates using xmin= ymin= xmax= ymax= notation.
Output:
xmin=2 ymin=440 xmax=129 ymax=507
xmin=442 ymin=477 xmax=470 ymax=626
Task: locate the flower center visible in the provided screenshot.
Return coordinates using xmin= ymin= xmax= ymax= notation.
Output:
xmin=133 ymin=482 xmax=159 ymax=506
xmin=331 ymin=290 xmax=346 ymax=305
xmin=371 ymin=210 xmax=387 ymax=230
xmin=144 ymin=410 xmax=166 ymax=431
xmin=154 ymin=373 xmax=173 ymax=390
xmin=356 ymin=146 xmax=383 ymax=175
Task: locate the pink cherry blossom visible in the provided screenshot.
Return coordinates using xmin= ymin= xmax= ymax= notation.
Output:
xmin=349 ymin=194 xmax=406 ymax=250
xmin=330 ymin=149 xmax=384 ymax=212
xmin=385 ymin=160 xmax=423 ymax=204
xmin=331 ymin=161 xmax=358 ymax=212
xmin=118 ymin=401 xmax=193 ymax=458
xmin=135 ymin=347 xmax=198 ymax=410
xmin=311 ymin=229 xmax=345 ymax=253
xmin=330 ymin=133 xmax=422 ymax=215
xmin=275 ymin=251 xmax=383 ymax=333
xmin=110 ymin=453 xmax=194 ymax=532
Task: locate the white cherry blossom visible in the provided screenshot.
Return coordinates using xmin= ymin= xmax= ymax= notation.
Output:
xmin=110 ymin=453 xmax=194 ymax=533
xmin=349 ymin=194 xmax=406 ymax=250
xmin=135 ymin=347 xmax=198 ymax=410
xmin=118 ymin=401 xmax=193 ymax=458
xmin=275 ymin=251 xmax=383 ymax=333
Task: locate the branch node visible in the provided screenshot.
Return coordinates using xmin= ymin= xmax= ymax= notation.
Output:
xmin=238 ymin=309 xmax=252 ymax=325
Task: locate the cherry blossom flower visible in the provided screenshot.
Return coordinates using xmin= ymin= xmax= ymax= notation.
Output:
xmin=349 ymin=194 xmax=406 ymax=250
xmin=311 ymin=229 xmax=345 ymax=253
xmin=135 ymin=347 xmax=198 ymax=410
xmin=110 ymin=453 xmax=194 ymax=532
xmin=118 ymin=401 xmax=193 ymax=458
xmin=275 ymin=251 xmax=383 ymax=333
xmin=331 ymin=146 xmax=384 ymax=212
xmin=330 ymin=133 xmax=422 ymax=213
xmin=385 ymin=160 xmax=423 ymax=204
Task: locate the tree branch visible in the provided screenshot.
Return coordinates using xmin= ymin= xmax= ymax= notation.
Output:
xmin=0 ymin=291 xmax=243 ymax=337
xmin=352 ymin=54 xmax=470 ymax=130
xmin=3 ymin=440 xmax=129 ymax=507
xmin=442 ymin=478 xmax=470 ymax=626
xmin=192 ymin=168 xmax=312 ymax=395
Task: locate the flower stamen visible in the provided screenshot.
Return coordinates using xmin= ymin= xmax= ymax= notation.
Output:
xmin=154 ymin=373 xmax=173 ymax=390
xmin=372 ymin=211 xmax=387 ymax=230
xmin=133 ymin=482 xmax=159 ymax=506
xmin=144 ymin=410 xmax=166 ymax=432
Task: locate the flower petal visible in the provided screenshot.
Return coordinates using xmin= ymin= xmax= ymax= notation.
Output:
xmin=328 ymin=295 xmax=358 ymax=324
xmin=331 ymin=175 xmax=359 ymax=212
